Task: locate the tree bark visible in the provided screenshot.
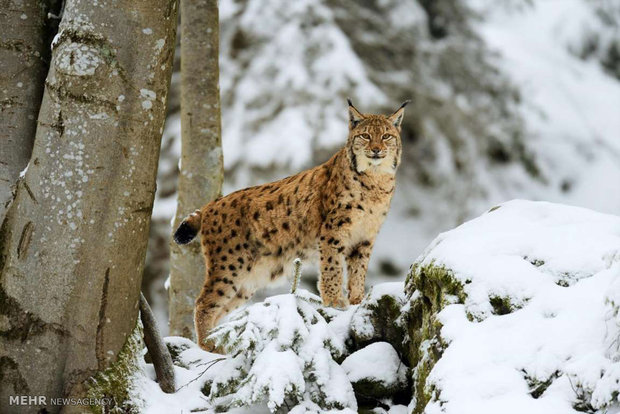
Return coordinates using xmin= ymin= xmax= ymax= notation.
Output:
xmin=0 ymin=0 xmax=178 ymax=412
xmin=0 ymin=0 xmax=59 ymax=223
xmin=169 ymin=0 xmax=224 ymax=338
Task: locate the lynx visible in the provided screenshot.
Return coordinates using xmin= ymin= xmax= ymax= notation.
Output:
xmin=174 ymin=99 xmax=408 ymax=351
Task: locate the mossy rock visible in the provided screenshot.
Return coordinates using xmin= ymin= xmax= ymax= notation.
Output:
xmin=341 ymin=341 xmax=411 ymax=410
xmin=350 ymin=287 xmax=408 ymax=357
xmin=404 ymin=261 xmax=466 ymax=414
xmin=350 ymin=376 xmax=412 ymax=410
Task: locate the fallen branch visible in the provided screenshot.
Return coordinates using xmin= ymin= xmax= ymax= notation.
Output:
xmin=139 ymin=292 xmax=175 ymax=393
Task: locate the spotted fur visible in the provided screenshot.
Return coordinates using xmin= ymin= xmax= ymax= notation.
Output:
xmin=175 ymin=100 xmax=409 ymax=351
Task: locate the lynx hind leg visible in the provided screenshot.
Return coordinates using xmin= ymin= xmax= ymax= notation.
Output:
xmin=217 ymin=287 xmax=254 ymax=323
xmin=194 ymin=274 xmax=239 ymax=352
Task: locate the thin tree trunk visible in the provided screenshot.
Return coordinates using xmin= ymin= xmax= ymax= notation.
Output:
xmin=169 ymin=0 xmax=224 ymax=338
xmin=0 ymin=0 xmax=177 ymax=411
xmin=0 ymin=0 xmax=59 ymax=222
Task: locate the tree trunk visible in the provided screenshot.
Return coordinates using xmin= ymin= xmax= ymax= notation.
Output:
xmin=0 ymin=0 xmax=177 ymax=411
xmin=169 ymin=0 xmax=223 ymax=338
xmin=0 ymin=0 xmax=59 ymax=223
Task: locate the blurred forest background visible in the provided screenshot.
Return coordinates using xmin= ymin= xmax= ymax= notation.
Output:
xmin=143 ymin=0 xmax=620 ymax=332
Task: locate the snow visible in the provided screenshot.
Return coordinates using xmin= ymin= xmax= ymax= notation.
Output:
xmin=132 ymin=337 xmax=225 ymax=414
xmin=19 ymin=163 xmax=29 ymax=179
xmin=342 ymin=341 xmax=408 ymax=387
xmin=467 ymin=0 xmax=620 ymax=215
xmin=414 ymin=200 xmax=620 ymax=413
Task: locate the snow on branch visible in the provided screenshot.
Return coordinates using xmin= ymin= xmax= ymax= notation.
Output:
xmin=206 ymin=289 xmax=357 ymax=412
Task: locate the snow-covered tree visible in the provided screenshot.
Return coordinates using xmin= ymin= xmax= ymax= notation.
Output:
xmin=207 ymin=290 xmax=357 ymax=412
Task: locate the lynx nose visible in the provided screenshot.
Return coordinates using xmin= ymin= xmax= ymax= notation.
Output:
xmin=371 ymin=148 xmax=381 ymax=155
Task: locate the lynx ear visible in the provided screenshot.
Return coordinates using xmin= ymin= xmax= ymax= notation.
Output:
xmin=388 ymin=100 xmax=411 ymax=130
xmin=347 ymin=98 xmax=365 ymax=130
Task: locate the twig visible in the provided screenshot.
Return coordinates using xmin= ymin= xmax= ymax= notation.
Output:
xmin=291 ymin=258 xmax=302 ymax=294
xmin=176 ymin=357 xmax=226 ymax=392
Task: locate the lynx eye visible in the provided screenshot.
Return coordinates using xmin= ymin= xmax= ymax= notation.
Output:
xmin=382 ymin=134 xmax=394 ymax=141
xmin=356 ymin=134 xmax=370 ymax=141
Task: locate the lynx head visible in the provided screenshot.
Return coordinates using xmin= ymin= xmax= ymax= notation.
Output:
xmin=346 ymin=99 xmax=409 ymax=175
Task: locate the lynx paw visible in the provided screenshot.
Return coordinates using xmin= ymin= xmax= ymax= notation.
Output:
xmin=323 ymin=295 xmax=349 ymax=310
xmin=199 ymin=338 xmax=225 ymax=354
xmin=348 ymin=294 xmax=364 ymax=305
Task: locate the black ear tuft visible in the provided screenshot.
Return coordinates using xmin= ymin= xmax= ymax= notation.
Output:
xmin=388 ymin=100 xmax=410 ymax=129
xmin=348 ymin=98 xmax=365 ymax=129
xmin=174 ymin=221 xmax=198 ymax=244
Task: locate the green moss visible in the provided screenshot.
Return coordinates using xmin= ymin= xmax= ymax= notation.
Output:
xmin=489 ymin=296 xmax=514 ymax=315
xmin=404 ymin=261 xmax=466 ymax=414
xmin=86 ymin=319 xmax=144 ymax=413
xmin=405 ymin=261 xmax=466 ymax=305
xmin=350 ymin=294 xmax=407 ymax=357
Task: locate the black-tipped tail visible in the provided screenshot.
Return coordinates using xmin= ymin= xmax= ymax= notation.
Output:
xmin=174 ymin=221 xmax=198 ymax=245
xmin=174 ymin=209 xmax=202 ymax=245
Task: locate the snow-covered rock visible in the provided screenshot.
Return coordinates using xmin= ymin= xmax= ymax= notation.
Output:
xmin=342 ymin=341 xmax=409 ymax=399
xmin=404 ymin=200 xmax=620 ymax=414
xmin=350 ymin=282 xmax=408 ymax=357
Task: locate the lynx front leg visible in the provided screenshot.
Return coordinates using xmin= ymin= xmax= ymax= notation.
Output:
xmin=318 ymin=236 xmax=348 ymax=308
xmin=346 ymin=239 xmax=374 ymax=305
